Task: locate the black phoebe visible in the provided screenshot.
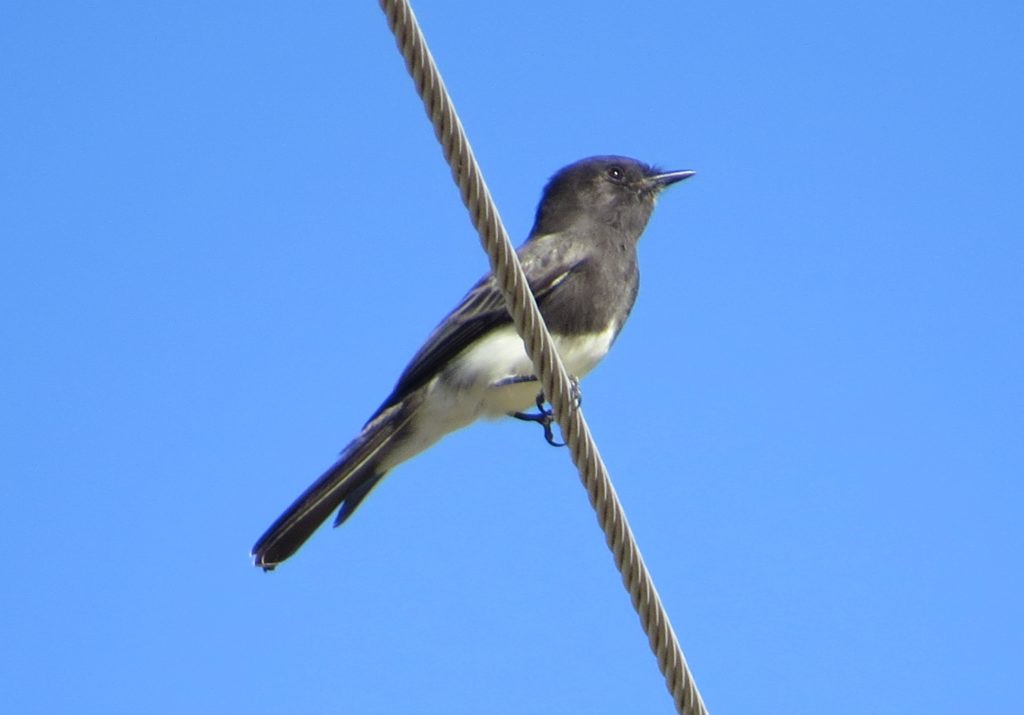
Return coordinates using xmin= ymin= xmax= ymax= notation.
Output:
xmin=252 ymin=156 xmax=694 ymax=569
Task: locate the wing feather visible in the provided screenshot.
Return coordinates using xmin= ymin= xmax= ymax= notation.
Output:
xmin=368 ymin=257 xmax=588 ymax=421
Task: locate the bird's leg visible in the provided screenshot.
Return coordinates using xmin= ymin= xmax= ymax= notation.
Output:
xmin=501 ymin=375 xmax=562 ymax=446
xmin=505 ymin=376 xmax=584 ymax=448
xmin=511 ymin=393 xmax=563 ymax=447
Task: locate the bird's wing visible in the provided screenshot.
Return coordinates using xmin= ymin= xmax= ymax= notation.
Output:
xmin=369 ymin=256 xmax=586 ymax=421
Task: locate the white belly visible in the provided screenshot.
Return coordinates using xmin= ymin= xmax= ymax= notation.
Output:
xmin=445 ymin=323 xmax=617 ymax=418
xmin=374 ymin=322 xmax=618 ymax=471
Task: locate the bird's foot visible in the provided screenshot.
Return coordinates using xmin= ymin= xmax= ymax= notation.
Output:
xmin=511 ymin=396 xmax=564 ymax=447
xmin=568 ymin=375 xmax=583 ymax=409
xmin=507 ymin=376 xmax=585 ymax=447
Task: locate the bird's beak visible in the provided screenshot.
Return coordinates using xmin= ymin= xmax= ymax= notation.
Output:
xmin=648 ymin=169 xmax=696 ymax=190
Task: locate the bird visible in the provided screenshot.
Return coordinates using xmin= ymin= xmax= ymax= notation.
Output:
xmin=251 ymin=156 xmax=695 ymax=569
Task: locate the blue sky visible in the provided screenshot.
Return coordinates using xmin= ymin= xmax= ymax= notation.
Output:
xmin=2 ymin=2 xmax=1021 ymax=713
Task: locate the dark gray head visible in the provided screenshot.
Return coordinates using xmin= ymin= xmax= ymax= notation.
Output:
xmin=530 ymin=155 xmax=695 ymax=239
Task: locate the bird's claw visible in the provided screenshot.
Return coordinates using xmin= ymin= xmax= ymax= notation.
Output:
xmin=511 ymin=397 xmax=564 ymax=446
xmin=509 ymin=377 xmax=583 ymax=448
xmin=569 ymin=376 xmax=583 ymax=409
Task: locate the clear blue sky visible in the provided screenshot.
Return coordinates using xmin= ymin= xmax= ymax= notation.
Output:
xmin=2 ymin=2 xmax=1021 ymax=713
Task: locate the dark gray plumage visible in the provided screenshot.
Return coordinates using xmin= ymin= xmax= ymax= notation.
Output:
xmin=252 ymin=156 xmax=694 ymax=569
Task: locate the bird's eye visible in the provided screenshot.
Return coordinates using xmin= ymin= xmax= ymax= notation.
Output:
xmin=607 ymin=166 xmax=625 ymax=182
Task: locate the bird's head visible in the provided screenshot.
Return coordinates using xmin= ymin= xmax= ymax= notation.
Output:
xmin=530 ymin=156 xmax=694 ymax=239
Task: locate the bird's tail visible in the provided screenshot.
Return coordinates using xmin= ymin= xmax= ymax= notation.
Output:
xmin=251 ymin=398 xmax=418 ymax=570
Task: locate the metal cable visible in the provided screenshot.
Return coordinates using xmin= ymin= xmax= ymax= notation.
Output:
xmin=377 ymin=2 xmax=709 ymax=712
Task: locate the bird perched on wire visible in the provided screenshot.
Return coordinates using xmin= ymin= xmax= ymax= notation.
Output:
xmin=252 ymin=156 xmax=695 ymax=569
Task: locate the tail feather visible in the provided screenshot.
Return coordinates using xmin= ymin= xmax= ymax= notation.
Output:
xmin=251 ymin=400 xmax=416 ymax=570
xmin=333 ymin=472 xmax=386 ymax=527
